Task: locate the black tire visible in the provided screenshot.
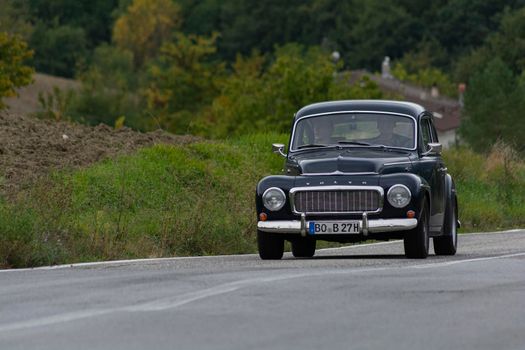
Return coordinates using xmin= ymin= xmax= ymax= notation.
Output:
xmin=291 ymin=237 xmax=316 ymax=258
xmin=434 ymin=197 xmax=458 ymax=255
xmin=257 ymin=230 xmax=284 ymax=260
xmin=404 ymin=200 xmax=430 ymax=259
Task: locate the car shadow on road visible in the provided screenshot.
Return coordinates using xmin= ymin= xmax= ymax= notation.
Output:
xmin=306 ymin=254 xmax=406 ymax=260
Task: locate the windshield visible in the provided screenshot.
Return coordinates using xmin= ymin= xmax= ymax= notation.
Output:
xmin=291 ymin=113 xmax=416 ymax=150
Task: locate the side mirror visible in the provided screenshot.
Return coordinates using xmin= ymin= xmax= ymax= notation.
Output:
xmin=424 ymin=143 xmax=442 ymax=156
xmin=272 ymin=143 xmax=286 ymax=157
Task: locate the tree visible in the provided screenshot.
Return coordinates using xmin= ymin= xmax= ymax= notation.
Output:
xmin=345 ymin=0 xmax=418 ymax=69
xmin=29 ymin=23 xmax=88 ymax=77
xmin=113 ymin=0 xmax=182 ymax=68
xmin=461 ymin=58 xmax=521 ymax=152
xmin=0 ymin=0 xmax=33 ymax=39
xmin=218 ymin=0 xmax=305 ymax=60
xmin=455 ymin=6 xmax=525 ymax=83
xmin=0 ymin=33 xmax=34 ymax=109
xmin=485 ymin=7 xmax=525 ymax=74
xmin=145 ymin=32 xmax=224 ymax=132
xmin=434 ymin=0 xmax=512 ymax=57
xmin=197 ymin=44 xmax=383 ymax=138
xmin=178 ymin=0 xmax=222 ymax=36
xmin=27 ymin=0 xmax=118 ymax=48
xmin=24 ymin=0 xmax=120 ymax=77
xmin=68 ymin=45 xmax=140 ymax=127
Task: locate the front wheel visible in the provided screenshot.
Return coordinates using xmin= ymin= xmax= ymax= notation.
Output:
xmin=257 ymin=230 xmax=284 ymax=260
xmin=291 ymin=237 xmax=316 ymax=258
xmin=404 ymin=201 xmax=430 ymax=259
xmin=434 ymin=197 xmax=458 ymax=255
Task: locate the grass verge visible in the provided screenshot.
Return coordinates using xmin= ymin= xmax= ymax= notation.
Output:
xmin=443 ymin=143 xmax=525 ymax=232
xmin=1 ymin=134 xmax=287 ymax=268
xmin=1 ymin=137 xmax=524 ymax=268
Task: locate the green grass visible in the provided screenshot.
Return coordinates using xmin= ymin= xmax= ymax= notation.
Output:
xmin=1 ymin=136 xmax=524 ymax=268
xmin=443 ymin=145 xmax=525 ymax=232
xmin=0 ymin=133 xmax=287 ymax=268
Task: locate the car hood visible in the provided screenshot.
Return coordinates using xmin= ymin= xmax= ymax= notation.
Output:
xmin=290 ymin=148 xmax=412 ymax=175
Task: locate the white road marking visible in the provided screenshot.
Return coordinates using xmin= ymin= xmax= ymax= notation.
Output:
xmin=411 ymin=252 xmax=525 ymax=269
xmin=0 ymin=310 xmax=113 ymax=333
xmin=1 ymin=228 xmax=522 ymax=273
xmin=0 ymin=250 xmax=524 ymax=333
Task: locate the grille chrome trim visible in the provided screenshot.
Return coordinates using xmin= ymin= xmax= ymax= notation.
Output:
xmin=289 ymin=186 xmax=384 ymax=215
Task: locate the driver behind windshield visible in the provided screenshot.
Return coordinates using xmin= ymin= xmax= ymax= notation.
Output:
xmin=371 ymin=117 xmax=412 ymax=148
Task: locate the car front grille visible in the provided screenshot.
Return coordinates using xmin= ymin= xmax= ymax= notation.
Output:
xmin=292 ymin=189 xmax=382 ymax=214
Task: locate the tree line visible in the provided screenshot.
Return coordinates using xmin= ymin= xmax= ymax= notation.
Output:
xmin=1 ymin=0 xmax=524 ymax=152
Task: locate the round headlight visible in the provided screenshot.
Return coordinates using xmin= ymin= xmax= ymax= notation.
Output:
xmin=262 ymin=187 xmax=286 ymax=211
xmin=387 ymin=184 xmax=411 ymax=208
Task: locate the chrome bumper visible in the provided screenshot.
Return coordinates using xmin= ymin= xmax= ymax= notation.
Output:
xmin=257 ymin=214 xmax=417 ymax=236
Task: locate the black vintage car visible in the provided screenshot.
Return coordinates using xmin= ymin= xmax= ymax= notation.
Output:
xmin=255 ymin=100 xmax=459 ymax=259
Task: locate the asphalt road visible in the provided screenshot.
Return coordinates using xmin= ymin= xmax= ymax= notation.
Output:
xmin=1 ymin=230 xmax=525 ymax=350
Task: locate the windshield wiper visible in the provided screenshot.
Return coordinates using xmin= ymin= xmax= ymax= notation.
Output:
xmin=337 ymin=141 xmax=372 ymax=146
xmin=297 ymin=143 xmax=329 ymax=149
xmin=337 ymin=141 xmax=410 ymax=152
xmin=368 ymin=144 xmax=410 ymax=153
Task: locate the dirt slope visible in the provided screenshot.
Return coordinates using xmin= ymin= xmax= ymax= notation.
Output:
xmin=0 ymin=111 xmax=197 ymax=197
xmin=4 ymin=73 xmax=80 ymax=116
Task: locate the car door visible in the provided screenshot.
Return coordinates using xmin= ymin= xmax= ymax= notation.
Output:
xmin=416 ymin=116 xmax=445 ymax=232
xmin=429 ymin=118 xmax=446 ymax=230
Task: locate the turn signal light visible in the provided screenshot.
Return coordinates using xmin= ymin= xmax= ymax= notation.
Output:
xmin=407 ymin=210 xmax=416 ymax=219
xmin=259 ymin=212 xmax=268 ymax=221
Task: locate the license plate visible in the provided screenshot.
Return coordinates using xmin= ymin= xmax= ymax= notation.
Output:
xmin=308 ymin=221 xmax=360 ymax=235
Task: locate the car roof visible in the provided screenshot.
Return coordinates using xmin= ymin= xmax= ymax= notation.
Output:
xmin=294 ymin=100 xmax=427 ymax=120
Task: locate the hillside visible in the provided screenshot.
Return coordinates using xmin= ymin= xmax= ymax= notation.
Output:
xmin=0 ymin=110 xmax=197 ymax=198
xmin=4 ymin=73 xmax=79 ymax=116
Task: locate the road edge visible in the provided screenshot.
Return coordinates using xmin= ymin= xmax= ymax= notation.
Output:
xmin=1 ymin=228 xmax=523 ymax=273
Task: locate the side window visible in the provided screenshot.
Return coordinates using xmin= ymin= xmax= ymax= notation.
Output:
xmin=430 ymin=120 xmax=439 ymax=143
xmin=420 ymin=119 xmax=432 ymax=151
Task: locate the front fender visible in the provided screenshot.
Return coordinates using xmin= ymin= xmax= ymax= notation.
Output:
xmin=256 ymin=175 xmax=296 ymax=219
xmin=379 ymin=173 xmax=430 ymax=219
xmin=444 ymin=173 xmax=456 ymax=203
xmin=442 ymin=173 xmax=458 ymax=233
